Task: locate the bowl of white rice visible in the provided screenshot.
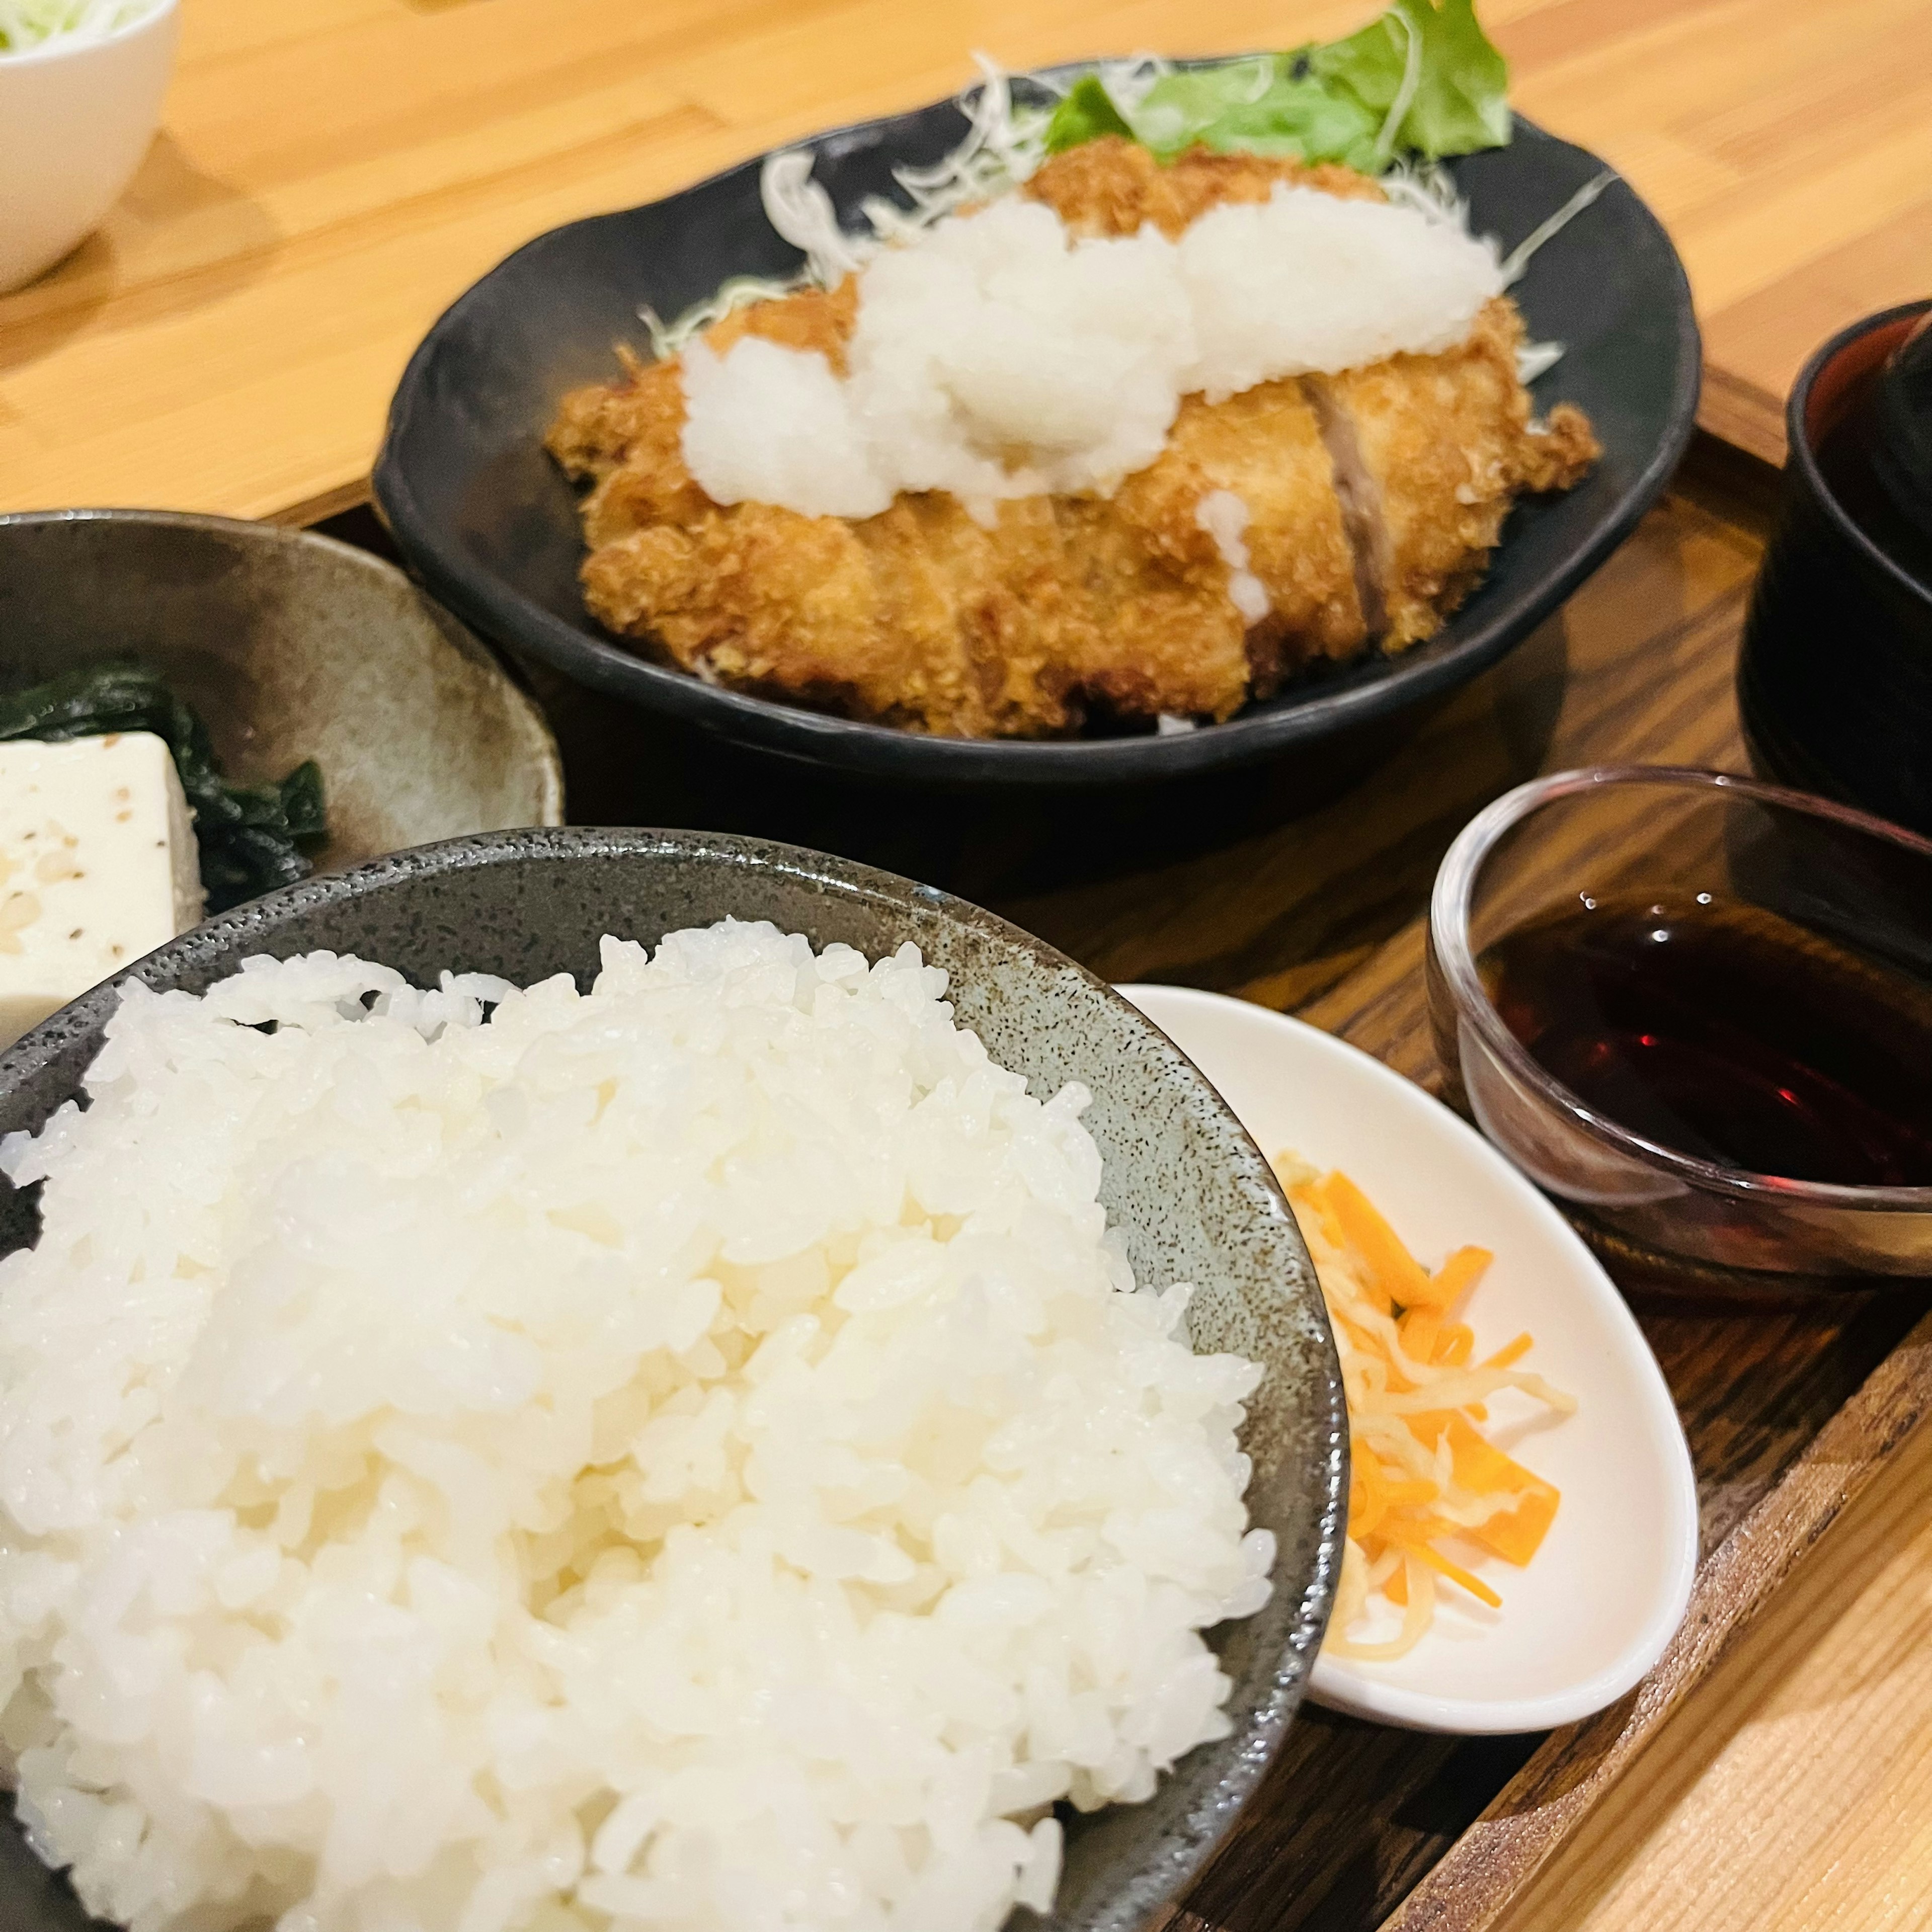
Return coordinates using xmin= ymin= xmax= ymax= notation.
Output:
xmin=0 ymin=827 xmax=1344 ymax=1932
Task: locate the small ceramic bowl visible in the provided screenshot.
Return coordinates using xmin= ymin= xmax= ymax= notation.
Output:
xmin=0 ymin=828 xmax=1346 ymax=1932
xmin=1739 ymin=299 xmax=1932 ymax=836
xmin=1120 ymin=982 xmax=1698 ymax=1735
xmin=0 ymin=0 xmax=178 ymax=292
xmin=1427 ymin=766 xmax=1932 ymax=1280
xmin=0 ymin=509 xmax=564 ymax=878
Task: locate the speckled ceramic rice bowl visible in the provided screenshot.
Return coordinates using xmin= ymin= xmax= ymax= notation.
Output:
xmin=0 ymin=831 xmax=1344 ymax=1932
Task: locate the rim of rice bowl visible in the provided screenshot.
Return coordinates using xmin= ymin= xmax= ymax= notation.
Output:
xmin=0 ymin=907 xmax=1298 ymax=1932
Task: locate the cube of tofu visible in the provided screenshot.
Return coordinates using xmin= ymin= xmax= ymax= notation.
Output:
xmin=0 ymin=734 xmax=204 ymax=1050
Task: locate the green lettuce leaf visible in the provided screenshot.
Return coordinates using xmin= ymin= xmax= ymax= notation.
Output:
xmin=1126 ymin=57 xmax=1277 ymax=155
xmin=1043 ymin=75 xmax=1136 ymax=153
xmin=1042 ymin=0 xmax=1510 ymax=170
xmin=1310 ymin=0 xmax=1510 ymax=161
xmin=1191 ymin=68 xmax=1386 ymax=169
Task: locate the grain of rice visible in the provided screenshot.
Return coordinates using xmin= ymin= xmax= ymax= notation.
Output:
xmin=0 ymin=921 xmax=1272 ymax=1932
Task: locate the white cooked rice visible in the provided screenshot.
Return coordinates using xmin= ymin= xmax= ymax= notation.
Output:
xmin=0 ymin=921 xmax=1273 ymax=1932
xmin=680 ymin=187 xmax=1504 ymax=519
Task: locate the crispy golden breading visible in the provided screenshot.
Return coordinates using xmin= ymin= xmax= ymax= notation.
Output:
xmin=1114 ymin=380 xmax=1368 ymax=689
xmin=1021 ymin=134 xmax=1387 ymax=237
xmin=546 ymin=136 xmax=1598 ymax=737
xmin=1308 ymin=299 xmax=1600 ymax=648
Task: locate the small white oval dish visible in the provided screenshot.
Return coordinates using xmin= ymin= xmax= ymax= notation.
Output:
xmin=1117 ymin=983 xmax=1699 ymax=1736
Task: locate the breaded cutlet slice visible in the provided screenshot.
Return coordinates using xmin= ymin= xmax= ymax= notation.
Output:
xmin=565 ymin=411 xmax=1362 ymax=734
xmin=1022 ymin=133 xmax=1387 ymax=237
xmin=574 ymin=480 xmax=1283 ymax=737
xmin=1111 ymin=380 xmax=1370 ymax=693
xmin=1306 ymin=299 xmax=1600 ymax=648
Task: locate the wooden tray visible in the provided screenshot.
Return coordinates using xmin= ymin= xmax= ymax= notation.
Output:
xmin=312 ymin=432 xmax=1930 ymax=1931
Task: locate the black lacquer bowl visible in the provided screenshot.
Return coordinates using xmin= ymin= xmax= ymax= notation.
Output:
xmin=375 ymin=75 xmax=1700 ymax=790
xmin=1740 ymin=300 xmax=1932 ymax=837
xmin=0 ymin=829 xmax=1346 ymax=1932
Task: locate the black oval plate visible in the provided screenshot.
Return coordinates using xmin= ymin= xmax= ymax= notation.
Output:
xmin=375 ymin=73 xmax=1700 ymax=789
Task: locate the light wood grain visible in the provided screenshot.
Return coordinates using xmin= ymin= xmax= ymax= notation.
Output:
xmin=2 ymin=0 xmax=1925 ymax=517
xmin=1477 ymin=1332 xmax=1932 ymax=1932
xmin=1380 ymin=1311 xmax=1932 ymax=1932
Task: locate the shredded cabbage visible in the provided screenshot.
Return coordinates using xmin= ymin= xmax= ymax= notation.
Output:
xmin=644 ymin=56 xmax=1055 ymax=357
xmin=0 ymin=0 xmax=162 ymax=51
xmin=642 ymin=41 xmax=1612 ymax=379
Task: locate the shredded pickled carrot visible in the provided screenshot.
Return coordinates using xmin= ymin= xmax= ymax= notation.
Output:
xmin=1484 ymin=1333 xmax=1535 ymax=1371
xmin=1319 ymin=1172 xmax=1430 ymax=1309
xmin=1272 ymin=1155 xmax=1576 ymax=1662
xmin=1425 ymin=1245 xmax=1493 ymax=1308
xmin=1407 ymin=1540 xmax=1504 ymax=1609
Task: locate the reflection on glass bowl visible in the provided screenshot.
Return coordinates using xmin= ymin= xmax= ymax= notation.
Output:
xmin=1428 ymin=765 xmax=1932 ymax=1280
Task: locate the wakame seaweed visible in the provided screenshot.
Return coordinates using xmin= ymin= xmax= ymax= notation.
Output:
xmin=0 ymin=663 xmax=328 ymax=914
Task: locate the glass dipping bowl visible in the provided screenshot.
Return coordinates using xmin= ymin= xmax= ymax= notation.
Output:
xmin=1428 ymin=766 xmax=1932 ymax=1280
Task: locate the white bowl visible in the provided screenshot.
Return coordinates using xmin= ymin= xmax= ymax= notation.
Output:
xmin=0 ymin=0 xmax=179 ymax=293
xmin=1117 ymin=984 xmax=1699 ymax=1735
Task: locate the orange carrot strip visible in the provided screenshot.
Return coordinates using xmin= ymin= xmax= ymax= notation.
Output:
xmin=1399 ymin=1307 xmax=1442 ymax=1366
xmin=1377 ymin=1512 xmax=1456 ymax=1544
xmin=1350 ymin=1438 xmax=1386 ymax=1541
xmin=1401 ymin=1244 xmax=1492 ymax=1311
xmin=1380 ymin=1479 xmax=1437 ymax=1509
xmin=1441 ymin=1416 xmax=1561 ymax=1566
xmin=1399 ymin=1312 xmax=1438 ymax=1350
xmin=1474 ymin=1490 xmax=1561 ymax=1567
xmin=1318 ymin=1173 xmax=1429 ymax=1310
xmin=1403 ymin=1410 xmax=1455 ymax=1450
xmin=1440 ymin=1415 xmax=1537 ymax=1493
xmin=1283 ymin=1155 xmax=1573 ymax=1645
xmin=1407 ymin=1541 xmax=1503 ymax=1608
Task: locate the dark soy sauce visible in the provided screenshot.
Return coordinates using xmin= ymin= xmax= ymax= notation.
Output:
xmin=1478 ymin=893 xmax=1932 ymax=1187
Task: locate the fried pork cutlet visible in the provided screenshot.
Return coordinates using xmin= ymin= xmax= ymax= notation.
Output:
xmin=1307 ymin=300 xmax=1599 ymax=648
xmin=1022 ymin=134 xmax=1387 ymax=237
xmin=546 ymin=136 xmax=1598 ymax=739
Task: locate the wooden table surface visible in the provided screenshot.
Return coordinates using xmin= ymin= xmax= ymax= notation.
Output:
xmin=3 ymin=0 xmax=1931 ymax=521
xmin=7 ymin=1 xmax=1932 ymax=1927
